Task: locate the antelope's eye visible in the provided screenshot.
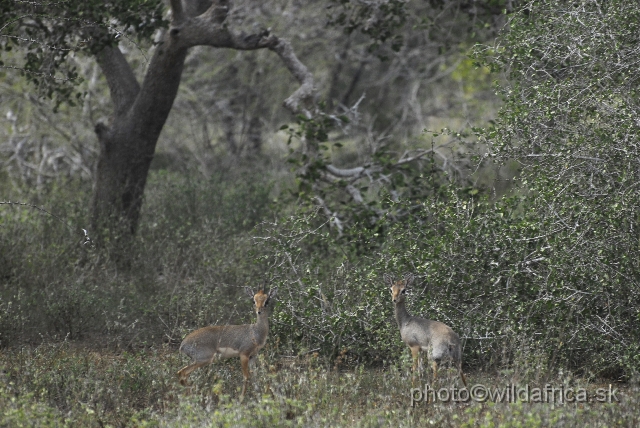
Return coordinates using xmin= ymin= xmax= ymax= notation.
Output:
xmin=401 ymin=289 xmax=407 ymax=294
xmin=264 ymin=300 xmax=269 ymax=306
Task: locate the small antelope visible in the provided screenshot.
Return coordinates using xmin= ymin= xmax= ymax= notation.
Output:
xmin=177 ymin=286 xmax=278 ymax=397
xmin=385 ymin=273 xmax=467 ymax=387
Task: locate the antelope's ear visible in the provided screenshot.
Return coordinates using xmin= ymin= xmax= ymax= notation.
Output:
xmin=268 ymin=287 xmax=278 ymax=299
xmin=383 ymin=273 xmax=394 ymax=288
xmin=245 ymin=286 xmax=255 ymax=299
xmin=403 ymin=273 xmax=415 ymax=287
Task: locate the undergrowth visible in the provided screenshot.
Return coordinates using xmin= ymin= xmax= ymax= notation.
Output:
xmin=0 ymin=343 xmax=636 ymax=427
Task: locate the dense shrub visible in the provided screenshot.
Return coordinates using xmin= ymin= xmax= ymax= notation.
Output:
xmin=256 ymin=185 xmax=640 ymax=378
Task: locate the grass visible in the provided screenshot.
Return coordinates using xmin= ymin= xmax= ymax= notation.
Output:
xmin=1 ymin=342 xmax=637 ymax=427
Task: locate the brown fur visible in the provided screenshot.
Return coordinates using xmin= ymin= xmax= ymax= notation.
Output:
xmin=177 ymin=286 xmax=277 ymax=397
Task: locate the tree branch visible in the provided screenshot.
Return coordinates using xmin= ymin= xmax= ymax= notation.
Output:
xmin=202 ymin=0 xmax=230 ymax=24
xmin=129 ymin=31 xmax=188 ymax=140
xmin=170 ymin=0 xmax=264 ymax=50
xmin=325 ymin=164 xmax=369 ymax=178
xmin=323 ymin=150 xmax=432 ymax=180
xmin=319 ymin=171 xmax=365 ymax=204
xmin=395 ymin=149 xmax=432 ymax=166
xmin=96 ymin=45 xmax=140 ymax=117
xmin=268 ymin=38 xmax=315 ymax=117
xmin=314 ymin=194 xmax=343 ymax=237
xmin=345 ymin=184 xmax=364 ymax=204
xmin=170 ymin=0 xmax=185 ymax=24
xmin=168 ymin=1 xmax=315 ymax=118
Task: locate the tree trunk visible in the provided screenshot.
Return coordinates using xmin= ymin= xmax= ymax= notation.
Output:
xmin=91 ymin=35 xmax=187 ymax=240
xmin=92 ymin=122 xmax=161 ymax=237
xmin=88 ymin=0 xmax=315 ymax=247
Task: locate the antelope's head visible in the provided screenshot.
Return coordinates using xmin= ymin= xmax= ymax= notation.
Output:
xmin=384 ymin=273 xmax=415 ymax=304
xmin=245 ymin=286 xmax=278 ymax=315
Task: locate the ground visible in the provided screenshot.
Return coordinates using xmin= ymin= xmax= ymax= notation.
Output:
xmin=0 ymin=342 xmax=636 ymax=427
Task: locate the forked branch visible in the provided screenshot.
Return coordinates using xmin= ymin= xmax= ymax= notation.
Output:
xmin=168 ymin=0 xmax=315 ymax=117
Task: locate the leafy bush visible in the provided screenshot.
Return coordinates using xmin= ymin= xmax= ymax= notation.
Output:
xmin=256 ymin=185 xmax=640 ymax=377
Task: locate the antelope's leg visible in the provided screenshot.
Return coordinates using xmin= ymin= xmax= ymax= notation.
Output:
xmin=410 ymin=346 xmax=421 ymax=385
xmin=459 ymin=362 xmax=467 ymax=387
xmin=410 ymin=346 xmax=420 ymax=372
xmin=240 ymin=354 xmax=251 ymax=398
xmin=177 ymin=361 xmax=209 ymax=386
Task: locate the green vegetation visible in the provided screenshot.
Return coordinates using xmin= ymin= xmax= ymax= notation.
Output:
xmin=2 ymin=0 xmax=640 ymax=426
xmin=1 ymin=344 xmax=637 ymax=426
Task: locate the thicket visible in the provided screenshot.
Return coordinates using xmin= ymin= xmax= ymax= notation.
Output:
xmin=2 ymin=159 xmax=638 ymax=380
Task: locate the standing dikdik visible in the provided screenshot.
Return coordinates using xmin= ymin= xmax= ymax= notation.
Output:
xmin=177 ymin=286 xmax=277 ymax=397
xmin=385 ymin=273 xmax=466 ymax=386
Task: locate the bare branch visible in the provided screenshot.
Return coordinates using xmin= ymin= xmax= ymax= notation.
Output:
xmin=314 ymin=195 xmax=343 ymax=237
xmin=345 ymin=184 xmax=364 ymax=204
xmin=395 ymin=149 xmax=432 ymax=166
xmin=169 ymin=0 xmax=262 ymax=50
xmin=319 ymin=170 xmax=365 ymax=205
xmin=526 ymin=153 xmax=605 ymax=162
xmin=177 ymin=26 xmax=314 ymax=118
xmin=324 ymin=149 xmax=432 ymax=180
xmin=268 ymin=38 xmax=315 ymax=117
xmin=165 ymin=1 xmax=314 ymax=119
xmin=325 ymin=164 xmax=368 ymax=178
